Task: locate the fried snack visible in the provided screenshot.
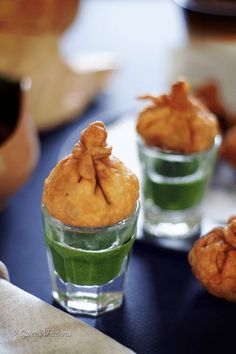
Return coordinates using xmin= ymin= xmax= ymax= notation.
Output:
xmin=42 ymin=121 xmax=139 ymax=227
xmin=195 ymin=82 xmax=227 ymax=129
xmin=219 ymin=125 xmax=236 ymax=168
xmin=136 ymin=80 xmax=219 ymax=153
xmin=188 ymin=217 xmax=236 ymax=301
xmin=195 ymin=81 xmax=236 ymax=131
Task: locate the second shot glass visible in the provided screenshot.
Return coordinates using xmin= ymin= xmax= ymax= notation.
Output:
xmin=138 ymin=135 xmax=221 ymax=240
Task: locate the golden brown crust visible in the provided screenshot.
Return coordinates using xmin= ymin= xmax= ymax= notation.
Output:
xmin=188 ymin=216 xmax=236 ymax=301
xmin=195 ymin=81 xmax=236 ymax=131
xmin=72 ymin=121 xmax=112 ymax=180
xmin=220 ymin=125 xmax=236 ymax=168
xmin=195 ymin=82 xmax=226 ymax=121
xmin=137 ymin=80 xmax=219 ymax=153
xmin=42 ymin=121 xmax=139 ymax=227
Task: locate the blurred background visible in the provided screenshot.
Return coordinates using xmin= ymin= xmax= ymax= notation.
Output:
xmin=1 ymin=0 xmax=236 ymax=210
xmin=0 ymin=0 xmax=188 ymax=209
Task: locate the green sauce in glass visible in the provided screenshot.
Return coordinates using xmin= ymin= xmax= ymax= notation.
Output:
xmin=142 ymin=156 xmax=211 ymax=211
xmin=43 ymin=211 xmax=137 ymax=286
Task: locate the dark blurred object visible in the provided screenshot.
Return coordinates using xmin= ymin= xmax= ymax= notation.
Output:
xmin=0 ymin=75 xmax=39 ymax=211
xmin=0 ymin=77 xmax=21 ymax=145
xmin=220 ymin=125 xmax=236 ymax=168
xmin=195 ymin=81 xmax=234 ymax=132
xmin=174 ymin=0 xmax=236 ymax=17
xmin=182 ymin=4 xmax=236 ymax=40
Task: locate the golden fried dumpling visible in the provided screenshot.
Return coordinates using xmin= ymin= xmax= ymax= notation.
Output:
xmin=137 ymin=80 xmax=219 ymax=153
xmin=195 ymin=81 xmax=236 ymax=131
xmin=42 ymin=121 xmax=139 ymax=227
xmin=220 ymin=125 xmax=236 ymax=168
xmin=188 ymin=217 xmax=236 ymax=302
xmin=195 ymin=81 xmax=229 ymax=131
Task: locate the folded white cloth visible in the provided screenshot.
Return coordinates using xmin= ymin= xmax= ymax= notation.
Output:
xmin=0 ymin=262 xmax=134 ymax=354
xmin=0 ymin=261 xmax=9 ymax=281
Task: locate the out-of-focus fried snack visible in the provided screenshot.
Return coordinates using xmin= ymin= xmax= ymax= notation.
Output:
xmin=220 ymin=125 xmax=236 ymax=168
xmin=136 ymin=80 xmax=219 ymax=153
xmin=195 ymin=82 xmax=227 ymax=129
xmin=42 ymin=121 xmax=139 ymax=227
xmin=195 ymin=82 xmax=236 ymax=170
xmin=195 ymin=81 xmax=236 ymax=131
xmin=188 ymin=216 xmax=236 ymax=301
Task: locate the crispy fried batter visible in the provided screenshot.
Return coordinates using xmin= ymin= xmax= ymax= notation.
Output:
xmin=137 ymin=80 xmax=219 ymax=153
xmin=220 ymin=125 xmax=236 ymax=168
xmin=195 ymin=82 xmax=226 ymax=122
xmin=195 ymin=81 xmax=236 ymax=131
xmin=188 ymin=216 xmax=236 ymax=301
xmin=42 ymin=121 xmax=139 ymax=227
xmin=195 ymin=82 xmax=236 ymax=169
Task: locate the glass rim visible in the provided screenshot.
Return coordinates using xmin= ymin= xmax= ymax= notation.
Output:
xmin=137 ymin=134 xmax=222 ymax=158
xmin=41 ymin=200 xmax=140 ymax=232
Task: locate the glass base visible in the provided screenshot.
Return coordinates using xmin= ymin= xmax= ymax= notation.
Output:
xmin=143 ymin=200 xmax=201 ymax=239
xmin=51 ymin=271 xmax=125 ymax=316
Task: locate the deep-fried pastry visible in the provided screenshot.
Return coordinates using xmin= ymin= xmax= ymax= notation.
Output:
xmin=195 ymin=81 xmax=236 ymax=131
xmin=219 ymin=125 xmax=236 ymax=168
xmin=42 ymin=121 xmax=139 ymax=227
xmin=188 ymin=217 xmax=236 ymax=301
xmin=137 ymin=80 xmax=219 ymax=153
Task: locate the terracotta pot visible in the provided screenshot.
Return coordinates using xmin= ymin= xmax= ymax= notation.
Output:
xmin=0 ymin=76 xmax=40 ymax=210
xmin=0 ymin=0 xmax=114 ymax=132
xmin=0 ymin=0 xmax=80 ymax=35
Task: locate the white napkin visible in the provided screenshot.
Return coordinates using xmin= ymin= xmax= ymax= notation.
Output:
xmin=0 ymin=261 xmax=10 ymax=281
xmin=0 ymin=262 xmax=134 ymax=354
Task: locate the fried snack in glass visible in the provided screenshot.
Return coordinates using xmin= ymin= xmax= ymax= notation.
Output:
xmin=42 ymin=121 xmax=139 ymax=315
xmin=137 ymin=80 xmax=220 ymax=239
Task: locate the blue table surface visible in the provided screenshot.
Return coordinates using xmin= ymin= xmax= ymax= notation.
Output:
xmin=1 ymin=1 xmax=236 ymax=354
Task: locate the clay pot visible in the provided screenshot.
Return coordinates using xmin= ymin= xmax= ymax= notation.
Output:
xmin=0 ymin=0 xmax=79 ymax=35
xmin=0 ymin=1 xmax=114 ymax=132
xmin=0 ymin=75 xmax=40 ymax=210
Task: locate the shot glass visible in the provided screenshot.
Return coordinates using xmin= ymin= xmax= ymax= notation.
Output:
xmin=138 ymin=136 xmax=221 ymax=240
xmin=42 ymin=202 xmax=139 ymax=316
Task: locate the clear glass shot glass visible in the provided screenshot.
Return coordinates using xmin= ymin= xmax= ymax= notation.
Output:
xmin=137 ymin=136 xmax=221 ymax=240
xmin=42 ymin=202 xmax=139 ymax=316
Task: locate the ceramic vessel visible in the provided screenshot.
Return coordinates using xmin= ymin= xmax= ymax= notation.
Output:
xmin=0 ymin=1 xmax=115 ymax=132
xmin=0 ymin=0 xmax=79 ymax=35
xmin=0 ymin=76 xmax=39 ymax=210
